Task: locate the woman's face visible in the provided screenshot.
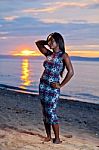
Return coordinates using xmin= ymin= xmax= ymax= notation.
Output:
xmin=47 ymin=37 xmax=58 ymax=49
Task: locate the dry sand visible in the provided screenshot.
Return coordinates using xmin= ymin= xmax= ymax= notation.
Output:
xmin=0 ymin=88 xmax=99 ymax=150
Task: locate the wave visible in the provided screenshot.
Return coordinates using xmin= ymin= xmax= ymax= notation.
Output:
xmin=0 ymin=84 xmax=99 ymax=104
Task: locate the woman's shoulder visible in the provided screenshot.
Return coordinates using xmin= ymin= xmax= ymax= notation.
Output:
xmin=62 ymin=52 xmax=69 ymax=60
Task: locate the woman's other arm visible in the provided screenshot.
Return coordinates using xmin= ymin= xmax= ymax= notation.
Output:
xmin=60 ymin=53 xmax=74 ymax=88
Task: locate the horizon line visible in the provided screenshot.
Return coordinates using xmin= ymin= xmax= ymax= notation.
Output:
xmin=0 ymin=54 xmax=99 ymax=59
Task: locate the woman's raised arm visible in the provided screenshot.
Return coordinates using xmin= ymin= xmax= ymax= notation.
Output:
xmin=35 ymin=40 xmax=52 ymax=56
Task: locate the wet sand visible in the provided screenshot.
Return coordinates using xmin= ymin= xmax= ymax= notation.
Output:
xmin=0 ymin=88 xmax=99 ymax=150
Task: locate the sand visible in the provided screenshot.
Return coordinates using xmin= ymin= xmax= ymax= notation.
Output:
xmin=0 ymin=88 xmax=99 ymax=150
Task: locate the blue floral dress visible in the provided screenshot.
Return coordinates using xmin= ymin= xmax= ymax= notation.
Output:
xmin=39 ymin=50 xmax=63 ymax=124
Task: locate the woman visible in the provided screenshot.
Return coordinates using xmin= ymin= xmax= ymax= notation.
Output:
xmin=35 ymin=32 xmax=74 ymax=144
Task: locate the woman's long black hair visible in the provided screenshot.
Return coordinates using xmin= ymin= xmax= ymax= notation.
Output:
xmin=47 ymin=32 xmax=66 ymax=78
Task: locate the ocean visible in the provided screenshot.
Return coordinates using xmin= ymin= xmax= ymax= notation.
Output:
xmin=0 ymin=56 xmax=99 ymax=104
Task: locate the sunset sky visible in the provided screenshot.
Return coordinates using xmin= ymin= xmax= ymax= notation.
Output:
xmin=0 ymin=0 xmax=99 ymax=57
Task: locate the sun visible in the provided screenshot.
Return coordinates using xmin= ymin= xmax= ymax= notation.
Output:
xmin=21 ymin=50 xmax=34 ymax=56
xmin=12 ymin=48 xmax=41 ymax=56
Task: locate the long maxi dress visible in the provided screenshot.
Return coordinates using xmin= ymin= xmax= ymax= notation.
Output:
xmin=39 ymin=50 xmax=63 ymax=124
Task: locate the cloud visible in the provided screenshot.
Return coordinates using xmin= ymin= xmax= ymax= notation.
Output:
xmin=0 ymin=0 xmax=99 ymax=54
xmin=20 ymin=1 xmax=99 ymax=24
xmin=87 ymin=3 xmax=99 ymax=9
xmin=22 ymin=2 xmax=87 ymax=14
xmin=4 ymin=16 xmax=19 ymax=21
xmin=22 ymin=7 xmax=58 ymax=14
xmin=0 ymin=17 xmax=41 ymax=34
xmin=0 ymin=16 xmax=99 ymax=47
xmin=22 ymin=1 xmax=99 ymax=15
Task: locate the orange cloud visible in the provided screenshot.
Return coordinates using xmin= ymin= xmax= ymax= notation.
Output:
xmin=23 ymin=6 xmax=58 ymax=14
xmin=22 ymin=2 xmax=89 ymax=14
xmin=4 ymin=16 xmax=19 ymax=21
xmin=67 ymin=50 xmax=99 ymax=57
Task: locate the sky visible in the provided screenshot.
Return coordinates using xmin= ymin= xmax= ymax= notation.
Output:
xmin=0 ymin=0 xmax=99 ymax=57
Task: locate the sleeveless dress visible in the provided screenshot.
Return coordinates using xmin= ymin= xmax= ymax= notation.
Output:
xmin=39 ymin=50 xmax=63 ymax=124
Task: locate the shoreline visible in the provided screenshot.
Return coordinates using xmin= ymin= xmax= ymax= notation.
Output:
xmin=0 ymin=88 xmax=99 ymax=149
xmin=0 ymin=83 xmax=99 ymax=105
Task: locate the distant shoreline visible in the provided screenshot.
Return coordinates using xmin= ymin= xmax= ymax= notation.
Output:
xmin=0 ymin=55 xmax=99 ymax=61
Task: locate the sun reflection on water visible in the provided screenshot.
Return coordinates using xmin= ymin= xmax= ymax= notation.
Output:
xmin=20 ymin=59 xmax=31 ymax=89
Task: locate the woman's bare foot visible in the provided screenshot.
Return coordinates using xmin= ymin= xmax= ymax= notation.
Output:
xmin=53 ymin=138 xmax=62 ymax=144
xmin=44 ymin=137 xmax=51 ymax=142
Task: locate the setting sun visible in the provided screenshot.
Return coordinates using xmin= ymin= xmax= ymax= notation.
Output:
xmin=21 ymin=50 xmax=35 ymax=56
xmin=12 ymin=48 xmax=41 ymax=56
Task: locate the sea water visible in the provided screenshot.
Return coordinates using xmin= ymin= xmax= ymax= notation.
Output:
xmin=0 ymin=56 xmax=99 ymax=104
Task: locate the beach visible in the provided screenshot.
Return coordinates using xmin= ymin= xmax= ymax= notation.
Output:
xmin=0 ymin=88 xmax=99 ymax=150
